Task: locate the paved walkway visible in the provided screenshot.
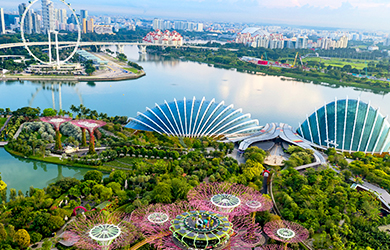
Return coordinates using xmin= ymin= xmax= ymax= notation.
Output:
xmin=329 ymin=164 xmax=390 ymax=210
xmin=13 ymin=123 xmax=24 ymax=139
xmin=264 ymin=143 xmax=289 ymax=166
xmin=99 ymin=127 xmax=119 ymax=139
xmin=0 ymin=115 xmax=11 ymax=132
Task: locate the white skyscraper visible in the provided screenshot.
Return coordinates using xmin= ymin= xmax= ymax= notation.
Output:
xmin=0 ymin=8 xmax=5 ymax=34
xmin=196 ymin=23 xmax=204 ymax=32
xmin=42 ymin=0 xmax=55 ymax=33
xmin=153 ymin=18 xmax=163 ymax=30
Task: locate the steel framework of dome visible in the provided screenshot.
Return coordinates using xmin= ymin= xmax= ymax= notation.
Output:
xmin=297 ymin=97 xmax=390 ymax=153
xmin=126 ymin=97 xmax=261 ymax=138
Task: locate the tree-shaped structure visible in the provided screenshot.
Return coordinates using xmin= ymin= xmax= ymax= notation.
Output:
xmin=187 ymin=182 xmax=263 ymax=217
xmin=71 ymin=119 xmax=106 ymax=154
xmin=40 ymin=116 xmax=72 ymax=150
xmin=241 ymin=193 xmax=273 ymax=223
xmin=263 ymin=220 xmax=309 ymax=250
xmin=229 ymin=215 xmax=266 ymax=249
xmin=128 ymin=201 xmax=195 ymax=249
xmin=66 ymin=211 xmax=139 ymax=250
xmin=256 ymin=245 xmax=292 ymax=250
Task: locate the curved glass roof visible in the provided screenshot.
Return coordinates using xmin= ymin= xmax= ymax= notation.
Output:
xmin=297 ymin=98 xmax=390 ymax=153
xmin=126 ymin=97 xmax=261 ymax=138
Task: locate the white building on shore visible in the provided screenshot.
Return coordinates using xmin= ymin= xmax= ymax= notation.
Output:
xmin=143 ymin=30 xmax=183 ymax=46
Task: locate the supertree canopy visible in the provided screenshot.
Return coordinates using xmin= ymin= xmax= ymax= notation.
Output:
xmin=263 ymin=220 xmax=309 ymax=248
xmin=40 ymin=116 xmax=72 ymax=150
xmin=129 ymin=202 xmax=194 ymax=239
xmin=67 ymin=211 xmax=139 ymax=250
xmin=127 ymin=201 xmax=197 ymax=250
xmin=71 ymin=119 xmax=106 ymax=154
xmin=230 ymin=216 xmax=266 ymax=249
xmin=255 ymin=245 xmax=292 ymax=250
xmin=187 ymin=182 xmax=269 ymax=217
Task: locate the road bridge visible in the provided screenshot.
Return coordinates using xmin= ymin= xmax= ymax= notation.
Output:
xmin=0 ymin=41 xmax=223 ymax=51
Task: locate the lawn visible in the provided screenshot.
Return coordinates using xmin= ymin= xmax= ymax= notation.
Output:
xmin=0 ymin=117 xmax=7 ymax=128
xmin=301 ymin=57 xmax=373 ymax=70
xmin=123 ymin=67 xmax=140 ymax=74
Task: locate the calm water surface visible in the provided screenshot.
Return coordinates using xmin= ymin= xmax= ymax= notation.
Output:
xmin=1 ymin=45 xmax=390 ymax=192
xmin=0 ymin=148 xmax=91 ymax=198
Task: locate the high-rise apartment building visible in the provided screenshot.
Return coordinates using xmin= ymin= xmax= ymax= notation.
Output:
xmin=18 ymin=3 xmax=33 ymax=34
xmin=0 ymin=8 xmax=5 ymax=34
xmin=42 ymin=0 xmax=55 ymax=33
xmin=86 ymin=18 xmax=94 ymax=33
xmin=80 ymin=10 xmax=88 ymax=20
xmin=338 ymin=35 xmax=348 ymax=48
xmin=80 ymin=10 xmax=88 ymax=32
xmin=32 ymin=12 xmax=41 ymax=33
xmin=296 ymin=36 xmax=308 ymax=49
xmin=82 ymin=18 xmax=87 ymax=33
xmin=196 ymin=23 xmax=204 ymax=32
xmin=153 ymin=18 xmax=163 ymax=30
xmin=104 ymin=16 xmax=111 ymax=25
xmin=55 ymin=9 xmax=67 ymax=24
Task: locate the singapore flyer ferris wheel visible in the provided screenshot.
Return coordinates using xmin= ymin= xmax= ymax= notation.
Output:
xmin=20 ymin=0 xmax=81 ymax=68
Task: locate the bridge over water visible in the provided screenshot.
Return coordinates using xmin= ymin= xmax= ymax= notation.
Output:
xmin=0 ymin=41 xmax=223 ymax=53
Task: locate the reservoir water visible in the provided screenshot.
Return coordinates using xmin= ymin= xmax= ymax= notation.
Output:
xmin=0 ymin=148 xmax=91 ymax=198
xmin=1 ymin=45 xmax=390 ymax=193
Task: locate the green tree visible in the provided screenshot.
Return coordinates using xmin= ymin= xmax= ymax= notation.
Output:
xmin=84 ymin=170 xmax=103 ymax=183
xmin=42 ymin=108 xmax=57 ymax=117
xmin=152 ymin=182 xmax=173 ymax=203
xmin=14 ymin=229 xmax=30 ymax=249
xmin=0 ymin=223 xmax=7 ymax=242
xmin=171 ymin=178 xmax=191 ymax=200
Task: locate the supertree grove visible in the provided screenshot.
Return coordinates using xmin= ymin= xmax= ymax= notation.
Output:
xmin=128 ymin=201 xmax=197 ymax=249
xmin=263 ymin=220 xmax=309 ymax=250
xmin=187 ymin=182 xmax=270 ymax=217
xmin=66 ymin=211 xmax=139 ymax=250
xmin=71 ymin=119 xmax=106 ymax=154
xmin=40 ymin=116 xmax=72 ymax=150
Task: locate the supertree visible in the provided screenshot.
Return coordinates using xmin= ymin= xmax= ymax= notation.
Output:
xmin=71 ymin=119 xmax=106 ymax=154
xmin=241 ymin=192 xmax=273 ymax=223
xmin=142 ymin=205 xmax=265 ymax=250
xmin=187 ymin=182 xmax=262 ymax=217
xmin=263 ymin=220 xmax=309 ymax=250
xmin=128 ymin=201 xmax=196 ymax=249
xmin=40 ymin=116 xmax=72 ymax=150
xmin=255 ymin=244 xmax=292 ymax=250
xmin=66 ymin=211 xmax=139 ymax=250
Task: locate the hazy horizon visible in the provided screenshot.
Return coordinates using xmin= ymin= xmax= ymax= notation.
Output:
xmin=2 ymin=0 xmax=390 ymax=31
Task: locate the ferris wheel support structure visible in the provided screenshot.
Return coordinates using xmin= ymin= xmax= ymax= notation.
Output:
xmin=20 ymin=0 xmax=81 ymax=67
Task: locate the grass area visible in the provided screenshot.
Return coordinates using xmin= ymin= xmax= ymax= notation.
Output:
xmin=302 ymin=57 xmax=368 ymax=69
xmin=0 ymin=117 xmax=7 ymax=128
xmin=4 ymin=144 xmax=111 ymax=172
xmin=123 ymin=67 xmax=140 ymax=74
xmin=278 ymin=57 xmax=372 ymax=70
xmin=104 ymin=160 xmax=133 ymax=169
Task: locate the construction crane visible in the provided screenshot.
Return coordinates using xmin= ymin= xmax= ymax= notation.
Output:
xmin=261 ymin=52 xmax=268 ymax=61
xmin=292 ymin=52 xmax=299 ymax=68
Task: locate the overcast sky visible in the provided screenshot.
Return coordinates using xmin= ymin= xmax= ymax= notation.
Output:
xmin=3 ymin=0 xmax=390 ymax=31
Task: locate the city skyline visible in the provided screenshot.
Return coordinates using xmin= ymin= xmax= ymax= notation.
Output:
xmin=2 ymin=0 xmax=390 ymax=31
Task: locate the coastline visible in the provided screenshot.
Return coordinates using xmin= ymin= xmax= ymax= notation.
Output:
xmin=3 ymin=144 xmax=111 ymax=173
xmin=1 ymin=71 xmax=146 ymax=83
